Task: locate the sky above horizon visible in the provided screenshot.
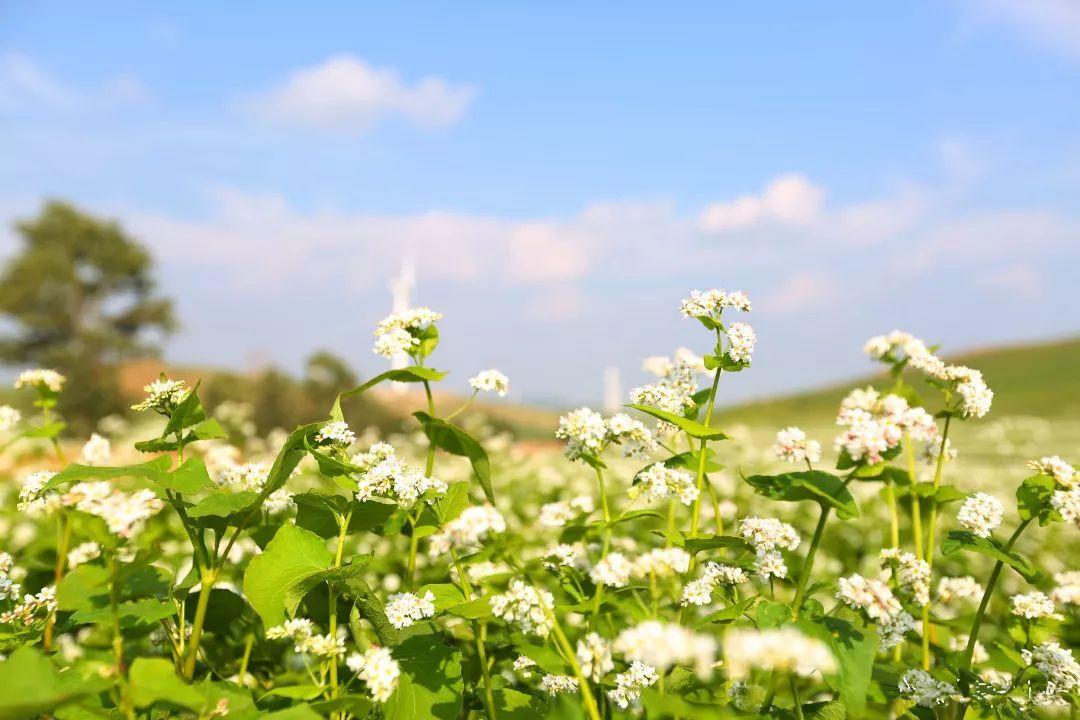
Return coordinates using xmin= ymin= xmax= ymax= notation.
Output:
xmin=2 ymin=1 xmax=1079 ymax=407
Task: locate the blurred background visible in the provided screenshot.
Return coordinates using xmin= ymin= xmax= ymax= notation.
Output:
xmin=1 ymin=1 xmax=1078 ymax=439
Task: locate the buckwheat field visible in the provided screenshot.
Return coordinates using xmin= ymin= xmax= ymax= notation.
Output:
xmin=0 ymin=289 xmax=1076 ymax=720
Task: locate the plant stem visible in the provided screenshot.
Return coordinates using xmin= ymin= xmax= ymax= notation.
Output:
xmin=109 ymin=555 xmax=135 ymax=720
xmin=920 ymin=416 xmax=952 ymax=670
xmin=956 ymin=518 xmax=1032 ymax=713
xmin=689 ymin=365 xmax=722 ymax=544
xmin=328 ymin=509 xmax=353 ymax=707
xmin=448 ymin=547 xmax=497 ymax=720
xmin=590 ymin=466 xmax=612 ymax=626
xmin=792 ymin=505 xmax=831 ymax=620
xmin=905 ymin=434 xmax=923 ymax=559
xmin=549 ymin=612 xmax=602 ymax=720
xmin=789 ymin=675 xmax=805 ymax=720
xmin=43 ymin=511 xmax=72 ymax=651
xmin=238 ymin=631 xmax=254 ymax=686
xmin=183 ymin=568 xmax=218 ymax=680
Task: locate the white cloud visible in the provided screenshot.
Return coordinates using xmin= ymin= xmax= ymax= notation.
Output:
xmin=976 ymin=262 xmax=1044 ymax=299
xmin=699 ymin=173 xmax=824 ymax=233
xmin=958 ymin=0 xmax=1080 ymax=60
xmin=244 ymin=54 xmax=476 ymax=134
xmin=759 ymin=271 xmax=842 ymax=315
xmin=0 ymin=53 xmax=149 ymax=111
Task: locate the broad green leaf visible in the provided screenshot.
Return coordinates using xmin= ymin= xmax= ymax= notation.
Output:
xmin=699 ymin=595 xmax=757 ymax=625
xmin=188 ymin=489 xmax=260 ymax=519
xmin=434 ymin=481 xmax=470 ymax=524
xmin=309 ymin=695 xmax=375 ymax=717
xmin=1017 ymin=475 xmax=1058 ymax=525
xmin=264 ymin=707 xmax=325 ymax=720
xmin=446 ymin=596 xmax=493 ymax=619
xmin=129 ymin=658 xmax=204 ymax=710
xmin=756 ymin=599 xmax=791 ymax=628
xmin=743 ymin=470 xmax=859 ymax=520
xmin=331 ymin=367 xmax=448 ymax=420
xmin=22 ymin=421 xmax=65 ymax=439
xmin=942 ymin=531 xmax=1042 ymax=582
xmin=42 ymin=456 xmax=172 ymax=493
xmin=493 ymin=688 xmax=549 ymax=720
xmin=680 ymin=534 xmax=752 ymax=556
xmin=413 ymin=412 xmax=494 ymax=503
xmin=806 ymin=700 xmax=847 ymax=720
xmin=289 ymin=560 xmax=370 ymax=611
xmin=416 ymin=583 xmax=466 ymax=611
xmin=164 ymin=384 xmax=208 ymax=436
xmin=243 ymin=523 xmax=333 ymax=625
xmin=798 ymin=616 xmax=877 ymax=717
xmin=347 ymin=578 xmax=399 ymax=647
xmin=0 ymin=646 xmax=105 ymax=720
xmin=262 ymin=685 xmax=324 ymax=700
xmin=384 ymin=635 xmax=463 ymax=720
xmin=662 ymin=450 xmax=724 ymax=474
xmin=625 ymin=403 xmax=729 ymax=440
xmin=160 ymin=457 xmax=216 ymax=493
xmin=72 ymin=598 xmax=174 ymax=628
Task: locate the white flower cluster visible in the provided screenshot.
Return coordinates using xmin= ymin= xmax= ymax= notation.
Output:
xmin=469 ymin=369 xmax=509 ymax=396
xmin=1028 ymin=455 xmax=1076 ymax=487
xmin=937 ymin=576 xmax=983 ymax=605
xmin=607 ymin=661 xmax=658 ymax=709
xmin=18 ymin=470 xmax=59 ymax=514
xmin=956 ymin=492 xmax=1005 ymax=538
xmin=632 ymin=548 xmax=691 ymax=579
xmin=80 ymin=433 xmax=111 ymax=466
xmin=0 ymin=585 xmax=56 ymax=626
xmin=738 ymin=517 xmax=800 ymax=579
xmin=350 ymin=442 xmax=446 ymax=507
xmin=265 ymin=618 xmax=344 ymax=658
xmin=542 ymin=543 xmax=587 ymax=571
xmin=347 ymin=646 xmax=400 ymax=703
xmin=590 ymin=552 xmax=633 ymax=588
xmin=680 ymin=562 xmax=749 ymax=606
xmin=880 ymin=548 xmax=931 ymax=606
xmin=834 ymin=388 xmax=938 ymax=465
xmin=385 ymin=591 xmax=436 ymax=629
xmin=772 ymin=427 xmax=821 ymax=465
xmin=613 ymin=621 xmax=717 ymax=678
xmin=67 ymin=541 xmax=101 ymax=568
xmin=726 ymin=322 xmax=757 ymax=364
xmin=540 ymin=674 xmax=579 ymax=695
xmin=1051 ymin=571 xmax=1080 ymax=606
xmin=14 ymin=368 xmax=66 ymax=393
xmin=1030 ymin=454 xmax=1080 ymax=528
xmin=1021 ymin=641 xmax=1080 ymax=707
xmin=1010 ymin=591 xmax=1056 ymax=620
xmin=1052 ymin=486 xmax=1080 ymax=528
xmin=65 ymin=482 xmax=165 ymax=539
xmin=723 ymin=627 xmax=836 ymax=680
xmin=0 ymin=405 xmax=20 ymax=431
xmin=428 ymin=504 xmax=505 ymax=555
xmin=216 ymin=460 xmax=294 ymax=514
xmin=679 ymin=288 xmax=751 ymax=320
xmin=0 ymin=552 xmax=22 ymax=601
xmin=836 ymin=574 xmax=915 ymax=650
xmin=317 ymin=420 xmax=356 ymax=447
xmin=632 ymin=348 xmax=702 ymax=427
xmin=555 ymin=408 xmax=656 ymax=461
xmin=373 ymin=307 xmax=442 ymax=358
xmin=538 ymin=495 xmax=594 ymax=527
xmin=898 ymin=669 xmax=956 ymax=707
xmin=131 ymin=378 xmax=187 ymax=412
xmin=490 ymin=579 xmax=555 ymax=637
xmin=632 ymin=463 xmax=698 ymax=506
xmin=576 ymin=632 xmax=613 ymax=682
xmin=863 ymin=330 xmax=927 ymax=362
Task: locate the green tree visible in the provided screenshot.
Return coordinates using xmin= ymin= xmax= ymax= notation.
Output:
xmin=0 ymin=200 xmax=176 ymax=431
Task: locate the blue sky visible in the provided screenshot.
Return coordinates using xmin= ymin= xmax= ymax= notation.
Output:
xmin=2 ymin=1 xmax=1079 ymax=406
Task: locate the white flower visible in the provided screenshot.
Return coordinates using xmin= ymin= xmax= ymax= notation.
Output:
xmin=0 ymin=405 xmax=21 ymax=431
xmin=899 ymin=669 xmax=956 ymax=707
xmin=80 ymin=433 xmax=111 ymax=466
xmin=726 ymin=322 xmax=757 ymax=364
xmin=66 ymin=542 xmax=101 ymax=569
xmin=605 ymin=413 xmax=657 ymax=458
xmin=957 ymin=493 xmax=1005 ymax=538
xmin=590 ymin=553 xmax=632 ymax=588
xmin=428 ymin=504 xmax=505 ymax=555
xmin=1051 ymin=571 xmax=1080 ymax=606
xmin=836 ymin=573 xmax=914 ymax=650
xmin=297 ymin=633 xmax=345 ymax=658
xmin=373 ymin=307 xmax=441 ymax=358
xmin=949 ymin=636 xmax=988 ymax=664
xmin=351 ymin=442 xmax=446 ymax=507
xmin=263 ymin=488 xmax=295 ymax=515
xmin=0 ymin=553 xmax=22 ymax=601
xmin=679 ymin=289 xmax=751 ymax=320
xmin=540 ymin=675 xmax=579 ymax=695
xmin=632 ymin=548 xmax=691 ymax=578
xmin=490 ymin=579 xmax=554 ymax=637
xmin=0 ymin=585 xmax=56 ymax=625
xmin=266 ymin=618 xmax=314 ymax=642
xmin=1021 ymin=642 xmax=1080 ymax=705
xmin=14 ymin=369 xmax=65 ymax=393
xmin=348 ymin=646 xmax=400 ymax=703
xmin=772 ymin=427 xmax=821 ymax=464
xmin=374 ymin=327 xmax=417 ymax=358
xmin=738 ymin=517 xmax=800 ymax=552
xmin=680 ymin=562 xmax=748 ymax=606
xmin=512 ymin=655 xmax=536 ymax=675
xmin=1052 ymin=486 xmax=1080 ymax=527
xmin=542 ymin=543 xmax=587 ymax=571
xmin=555 ymin=407 xmax=608 ymax=461
xmin=937 ymin=576 xmax=983 ymax=605
xmin=724 ymin=628 xmax=836 ymax=681
xmin=64 ymin=482 xmax=165 ymax=539
xmin=1029 ymin=455 xmax=1076 ymax=488
xmin=316 ymin=420 xmax=356 ymax=446
xmin=469 ymin=369 xmax=509 ymax=396
xmin=633 ymin=464 xmax=698 ymax=506
xmin=880 ymin=548 xmax=931 ymax=606
xmin=131 ymin=378 xmax=186 ymax=412
xmin=385 ymin=591 xmax=436 ymax=629
xmin=628 ymin=383 xmax=693 ymax=416
xmin=18 ymin=470 xmax=58 ymax=514
xmin=614 ymin=621 xmax=717 ymax=678
xmin=576 ymin=633 xmax=613 ymax=682
xmin=1011 ymin=591 xmax=1056 ymax=620
xmin=607 ymin=661 xmax=658 ymax=709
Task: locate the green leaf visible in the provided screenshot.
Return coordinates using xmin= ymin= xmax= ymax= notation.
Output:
xmin=624 ymin=403 xmax=729 ymax=440
xmin=22 ymin=421 xmax=65 ymax=439
xmin=331 ymin=367 xmax=448 ymax=420
xmin=163 ymin=384 xmax=208 ymax=436
xmin=680 ymin=534 xmax=752 ymax=556
xmin=0 ymin=646 xmax=105 ymax=720
xmin=1017 ymin=475 xmax=1058 ymax=525
xmin=413 ymin=412 xmax=494 ymax=503
xmin=384 ymin=635 xmax=463 ymax=720
xmin=262 ymin=685 xmax=325 ymax=700
xmin=129 ymin=658 xmax=204 ymax=711
xmin=347 ymin=579 xmax=399 ymax=647
xmin=434 ymin=481 xmax=471 ymax=524
xmin=806 ymin=700 xmax=847 ymax=720
xmin=492 ymin=688 xmax=549 ymax=720
xmin=798 ymin=616 xmax=877 ymax=717
xmin=756 ymin=599 xmax=791 ymax=628
xmin=188 ymin=489 xmax=260 ymax=519
xmin=72 ymin=598 xmax=174 ymax=628
xmin=446 ymin=596 xmax=493 ymax=619
xmin=416 ymin=583 xmax=466 ymax=611
xmin=42 ymin=456 xmax=172 ymax=493
xmin=743 ymin=470 xmax=859 ymax=520
xmin=263 ymin=423 xmax=324 ymax=496
xmin=942 ymin=531 xmax=1042 ymax=582
xmin=161 ymin=457 xmax=216 ymax=493
xmin=242 ymin=523 xmax=333 ymax=625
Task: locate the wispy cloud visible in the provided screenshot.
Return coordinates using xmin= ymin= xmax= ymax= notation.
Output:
xmin=957 ymin=0 xmax=1080 ymax=60
xmin=242 ymin=54 xmax=476 ymax=135
xmin=0 ymin=53 xmax=150 ymax=111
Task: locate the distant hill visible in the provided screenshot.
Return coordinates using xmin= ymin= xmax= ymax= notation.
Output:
xmin=714 ymin=336 xmax=1080 ymax=428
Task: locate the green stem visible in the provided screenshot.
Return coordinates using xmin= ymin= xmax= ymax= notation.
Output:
xmin=43 ymin=511 xmax=72 ymax=651
xmin=109 ymin=555 xmax=135 ymax=720
xmin=792 ymin=505 xmax=831 ymax=619
xmin=905 ymin=434 xmax=924 ymax=559
xmin=920 ymin=416 xmax=952 ymax=670
xmin=689 ymin=365 xmax=722 ymax=543
xmin=589 ymin=467 xmax=612 ymax=626
xmin=789 ymin=675 xmax=805 ymax=720
xmin=328 ymin=509 xmax=353 ymax=707
xmin=550 ymin=612 xmax=602 ymax=720
xmin=183 ymin=569 xmax=218 ymax=680
xmin=444 ymin=390 xmax=478 ymax=421
xmin=238 ymin=632 xmax=254 ymax=686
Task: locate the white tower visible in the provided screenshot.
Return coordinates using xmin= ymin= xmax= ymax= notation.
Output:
xmin=388 ymin=260 xmax=415 ymax=394
xmin=603 ymin=366 xmax=622 ymax=414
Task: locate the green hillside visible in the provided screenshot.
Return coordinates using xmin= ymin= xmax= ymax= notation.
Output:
xmin=714 ymin=335 xmax=1080 ymax=427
